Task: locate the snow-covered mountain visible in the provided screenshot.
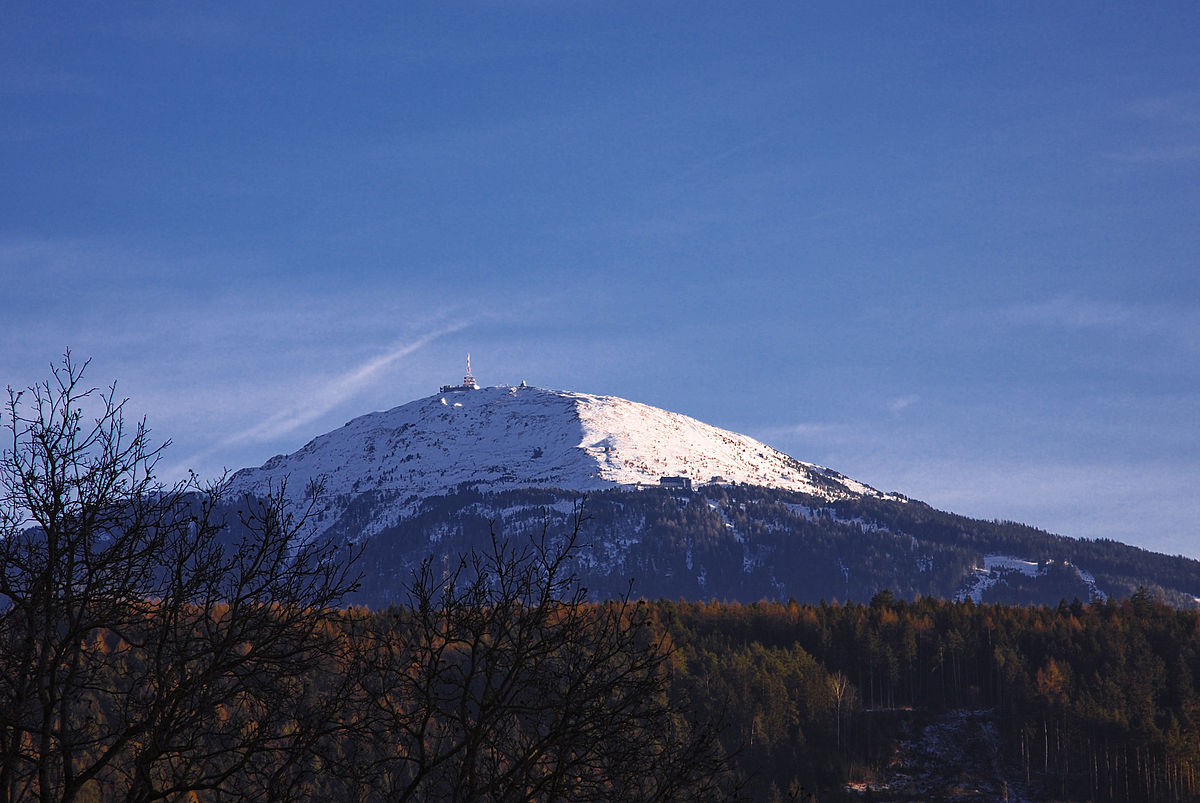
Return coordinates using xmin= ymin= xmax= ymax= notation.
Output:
xmin=227 ymin=383 xmax=889 ymax=540
xmin=221 ymin=381 xmax=1200 ymax=608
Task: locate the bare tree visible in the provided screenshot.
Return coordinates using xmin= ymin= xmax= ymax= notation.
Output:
xmin=827 ymin=669 xmax=859 ymax=766
xmin=334 ymin=505 xmax=732 ymax=802
xmin=0 ymin=352 xmax=359 ymax=802
xmin=1 ymin=353 xmax=729 ymax=801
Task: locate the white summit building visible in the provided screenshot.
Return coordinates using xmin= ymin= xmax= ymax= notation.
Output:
xmin=439 ymin=354 xmax=479 ymax=393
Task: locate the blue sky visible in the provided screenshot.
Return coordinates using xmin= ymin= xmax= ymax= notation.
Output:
xmin=3 ymin=3 xmax=1198 ymax=556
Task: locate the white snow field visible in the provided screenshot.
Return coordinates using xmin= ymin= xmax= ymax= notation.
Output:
xmin=227 ymin=384 xmax=886 ymax=538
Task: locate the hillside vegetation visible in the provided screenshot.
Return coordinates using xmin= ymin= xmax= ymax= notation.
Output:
xmin=351 ymin=485 xmax=1200 ymax=609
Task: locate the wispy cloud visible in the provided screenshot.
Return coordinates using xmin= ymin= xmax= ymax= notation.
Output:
xmin=210 ymin=324 xmax=467 ymax=452
xmin=887 ymin=395 xmax=919 ymax=414
xmin=977 ymin=295 xmax=1200 ymax=353
xmin=754 ymin=421 xmax=850 ymax=440
xmin=998 ymin=296 xmax=1134 ymax=329
xmin=1125 ymin=93 xmax=1200 ymax=126
xmin=1108 ymin=144 xmax=1200 ymax=164
xmin=1106 ymin=93 xmax=1200 ymax=164
xmin=749 ymin=420 xmax=878 ymax=472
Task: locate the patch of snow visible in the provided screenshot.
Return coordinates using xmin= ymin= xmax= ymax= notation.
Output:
xmin=983 ymin=555 xmax=1040 ymax=576
xmin=706 ymin=499 xmax=742 ymax=541
xmin=1075 ymin=567 xmax=1108 ymax=602
xmin=955 ymin=554 xmax=1108 ymax=603
xmin=956 ymin=555 xmax=1037 ymax=603
xmin=783 ymin=503 xmax=897 ymax=538
xmin=783 ymin=503 xmax=817 ymax=520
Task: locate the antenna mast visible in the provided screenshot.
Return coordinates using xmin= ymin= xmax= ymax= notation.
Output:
xmin=463 ymin=353 xmax=476 ymax=389
xmin=439 ymin=353 xmax=479 ymax=393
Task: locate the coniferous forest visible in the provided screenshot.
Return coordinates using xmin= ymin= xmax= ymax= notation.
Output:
xmin=657 ymin=591 xmax=1200 ymax=800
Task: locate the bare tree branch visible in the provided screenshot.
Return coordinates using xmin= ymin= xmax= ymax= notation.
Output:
xmin=0 ymin=352 xmax=361 ymax=803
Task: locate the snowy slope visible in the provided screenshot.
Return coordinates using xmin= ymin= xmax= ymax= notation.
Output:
xmin=226 ymin=384 xmax=887 ymax=539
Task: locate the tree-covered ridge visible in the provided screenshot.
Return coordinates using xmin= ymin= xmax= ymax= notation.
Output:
xmin=350 ymin=484 xmax=1200 ymax=608
xmin=826 ymin=493 xmax=1200 ymax=604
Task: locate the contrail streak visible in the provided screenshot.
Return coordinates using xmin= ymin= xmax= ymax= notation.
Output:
xmin=225 ymin=324 xmax=466 ymax=446
xmin=174 ymin=322 xmax=466 ymax=477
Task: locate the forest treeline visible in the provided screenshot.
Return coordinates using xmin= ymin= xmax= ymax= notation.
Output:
xmin=13 ymin=591 xmax=1200 ymax=800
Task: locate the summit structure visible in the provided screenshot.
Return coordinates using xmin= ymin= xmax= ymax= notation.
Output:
xmin=439 ymin=353 xmax=478 ymax=393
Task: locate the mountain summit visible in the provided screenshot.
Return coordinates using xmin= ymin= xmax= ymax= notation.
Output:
xmin=227 ymin=383 xmax=886 ymax=539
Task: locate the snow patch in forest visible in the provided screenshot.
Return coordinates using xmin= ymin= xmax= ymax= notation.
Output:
xmin=957 ymin=555 xmax=1043 ymax=602
xmin=956 ymin=555 xmax=1107 ymax=603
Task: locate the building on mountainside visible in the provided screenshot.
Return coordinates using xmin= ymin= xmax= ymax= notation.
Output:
xmin=659 ymin=476 xmax=692 ymax=490
xmin=440 ymin=353 xmax=479 ymax=393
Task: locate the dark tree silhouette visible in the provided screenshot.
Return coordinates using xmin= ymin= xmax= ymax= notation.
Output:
xmin=0 ymin=352 xmax=359 ymax=802
xmin=333 ymin=506 xmax=732 ymax=801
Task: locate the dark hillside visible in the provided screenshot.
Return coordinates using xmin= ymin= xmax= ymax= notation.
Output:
xmin=341 ymin=484 xmax=1200 ymax=609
